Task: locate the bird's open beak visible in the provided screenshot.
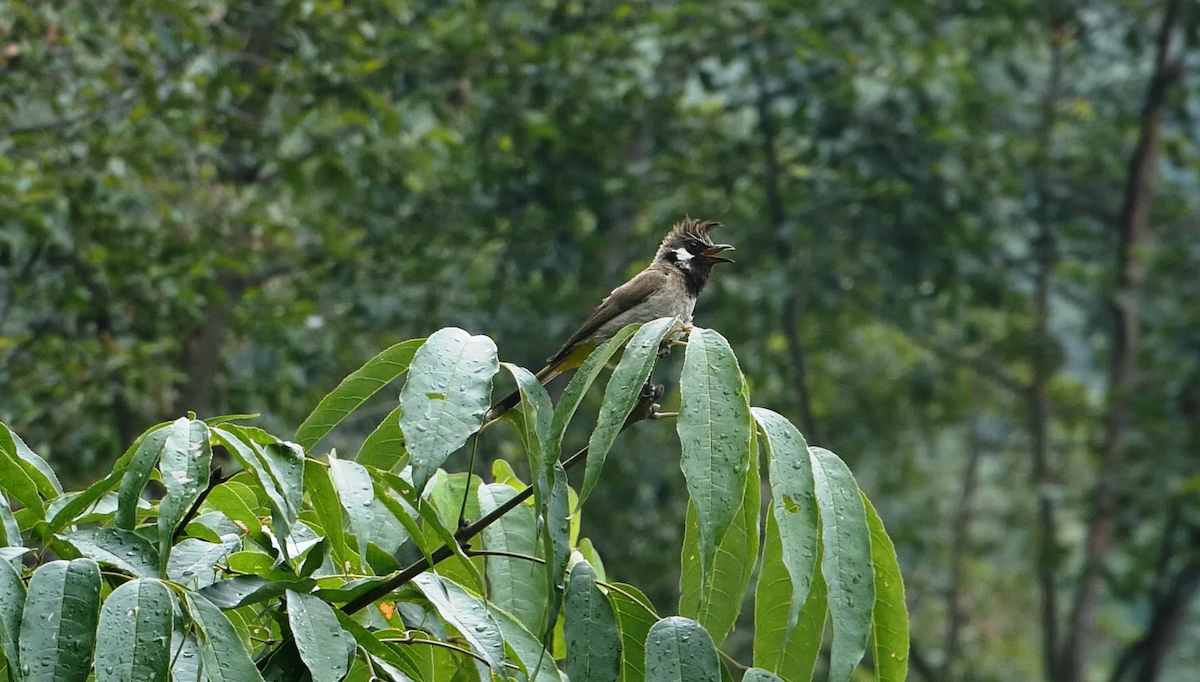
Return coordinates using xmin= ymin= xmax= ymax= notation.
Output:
xmin=702 ymin=244 xmax=736 ymax=263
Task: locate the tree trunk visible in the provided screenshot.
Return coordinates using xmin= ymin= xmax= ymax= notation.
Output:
xmin=941 ymin=403 xmax=984 ymax=682
xmin=749 ymin=40 xmax=822 ymax=444
xmin=1060 ymin=2 xmax=1183 ymax=680
xmin=1029 ymin=17 xmax=1066 ymax=680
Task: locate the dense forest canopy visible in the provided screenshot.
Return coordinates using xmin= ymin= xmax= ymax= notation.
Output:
xmin=2 ymin=1 xmax=1199 ymax=680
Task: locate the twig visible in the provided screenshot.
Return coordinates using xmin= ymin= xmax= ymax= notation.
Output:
xmin=456 ymin=434 xmax=480 ymax=529
xmin=596 ymin=580 xmax=659 ymax=621
xmin=377 ymin=634 xmax=521 ymax=671
xmin=465 ymin=549 xmax=545 ymax=564
xmin=172 ymin=468 xmax=227 ymax=542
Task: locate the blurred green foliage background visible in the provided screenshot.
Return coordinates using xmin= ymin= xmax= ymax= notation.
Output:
xmin=2 ymin=1 xmax=1199 ymax=681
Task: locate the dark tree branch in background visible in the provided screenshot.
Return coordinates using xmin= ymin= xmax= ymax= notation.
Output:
xmin=747 ymin=35 xmax=822 ymax=445
xmin=908 ymin=638 xmax=940 ymax=682
xmin=941 ymin=400 xmax=984 ymax=682
xmin=1029 ymin=17 xmax=1067 ymax=680
xmin=69 ymin=256 xmax=136 ymax=449
xmin=1108 ymin=524 xmax=1200 ymax=682
xmin=1061 ymin=2 xmax=1184 ymax=680
xmin=0 ymin=239 xmax=45 ymax=335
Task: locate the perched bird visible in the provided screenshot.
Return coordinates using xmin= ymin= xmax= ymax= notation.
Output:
xmin=488 ymin=218 xmax=734 ymax=420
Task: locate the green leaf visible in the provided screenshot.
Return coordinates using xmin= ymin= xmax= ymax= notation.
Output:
xmin=166 ymin=539 xmax=230 ymax=590
xmin=328 ymin=454 xmax=374 ymax=566
xmin=400 ymin=328 xmax=499 ymax=493
xmin=0 ymin=495 xmax=20 ymax=549
xmin=810 ymin=446 xmax=874 ymax=682
xmin=303 ymin=460 xmax=352 ymax=570
xmin=157 ymin=418 xmax=212 ymax=566
xmin=584 ymin=317 xmax=676 ymax=503
xmin=565 ymin=561 xmax=621 ymax=682
xmin=356 ymin=405 xmax=407 ymax=470
xmin=334 ymin=613 xmax=424 ymax=681
xmin=185 ymin=593 xmax=266 ymax=682
xmin=18 ymin=559 xmax=101 ymax=682
xmin=549 ymin=324 xmax=640 ymax=450
xmin=487 ymin=604 xmax=563 ymax=682
xmin=286 ymin=590 xmax=354 ymax=682
xmin=0 ymin=425 xmax=61 ymax=501
xmin=376 ymin=470 xmax=483 ymax=592
xmin=677 ymin=328 xmax=753 ymax=583
xmin=578 ymin=538 xmax=607 ymax=582
xmin=864 ymin=494 xmax=908 ymax=682
xmin=211 ymin=427 xmax=303 ymax=556
xmin=256 ymin=443 xmax=306 ymax=536
xmin=678 ymin=429 xmax=760 ymax=646
xmin=643 ymin=616 xmax=719 ymax=682
xmin=542 ymin=462 xmax=571 ymax=641
xmin=741 ymin=669 xmax=785 ymax=682
xmin=0 ymin=560 xmax=24 ymax=675
xmin=198 ymin=576 xmax=316 ymax=609
xmin=95 ymin=579 xmax=173 ymax=682
xmin=411 ymin=573 xmax=506 ymax=673
xmin=500 ymin=362 xmax=554 ymax=483
xmin=170 ymin=630 xmax=202 ymax=682
xmin=295 ymin=338 xmax=425 ymax=450
xmin=205 ymin=482 xmax=264 ymax=541
xmin=0 ymin=426 xmax=45 ymax=518
xmin=478 ymin=483 xmax=541 ymax=633
xmin=607 ymin=583 xmax=657 ymax=682
xmin=115 ymin=427 xmax=169 ymax=530
xmin=752 ymin=408 xmax=819 ymax=630
xmin=60 ymin=527 xmax=158 ymax=578
xmin=369 ymin=478 xmax=430 ymax=565
xmin=51 ymin=422 xmax=168 ymax=534
xmin=753 ymin=512 xmax=826 ymax=682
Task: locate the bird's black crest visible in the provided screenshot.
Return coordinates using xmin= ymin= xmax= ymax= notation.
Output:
xmin=660 ymin=217 xmax=721 ymax=249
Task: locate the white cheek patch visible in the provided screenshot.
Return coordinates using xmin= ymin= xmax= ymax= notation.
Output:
xmin=674 ymin=247 xmax=694 ymax=262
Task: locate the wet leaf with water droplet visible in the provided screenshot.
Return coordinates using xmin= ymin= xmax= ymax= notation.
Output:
xmin=18 ymin=559 xmax=101 ymax=682
xmin=287 ymin=590 xmax=353 ymax=682
xmin=644 ymin=617 xmax=719 ymax=682
xmin=96 ymin=579 xmax=173 ymax=682
xmin=810 ymin=446 xmax=873 ymax=682
xmin=401 ymin=328 xmax=499 ymax=493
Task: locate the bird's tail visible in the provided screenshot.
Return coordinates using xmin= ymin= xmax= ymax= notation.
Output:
xmin=484 ymin=364 xmax=561 ymax=423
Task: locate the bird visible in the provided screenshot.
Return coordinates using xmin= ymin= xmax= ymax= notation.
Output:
xmin=487 ymin=218 xmax=734 ymax=421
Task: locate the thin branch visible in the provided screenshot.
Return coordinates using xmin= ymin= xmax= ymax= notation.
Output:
xmin=465 ymin=549 xmax=545 ymax=564
xmin=719 ymin=649 xmax=750 ymax=673
xmin=596 ymin=580 xmax=660 ymax=621
xmin=172 ymin=468 xmax=227 ymax=542
xmin=456 ymin=433 xmax=480 ymax=529
xmin=379 ymin=634 xmax=521 ymax=671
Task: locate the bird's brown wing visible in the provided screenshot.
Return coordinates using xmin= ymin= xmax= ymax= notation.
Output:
xmin=542 ymin=264 xmax=671 ymax=370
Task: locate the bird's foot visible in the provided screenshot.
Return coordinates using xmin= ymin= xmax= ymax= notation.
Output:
xmin=640 ymin=383 xmax=665 ymax=401
xmin=625 ymin=383 xmax=665 ymax=426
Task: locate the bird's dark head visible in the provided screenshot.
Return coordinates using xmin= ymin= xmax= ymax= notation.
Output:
xmin=655 ymin=218 xmax=735 ymax=294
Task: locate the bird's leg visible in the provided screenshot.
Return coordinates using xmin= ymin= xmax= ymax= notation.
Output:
xmin=658 ymin=320 xmax=693 ymax=357
xmin=624 ymin=383 xmax=665 ymax=426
